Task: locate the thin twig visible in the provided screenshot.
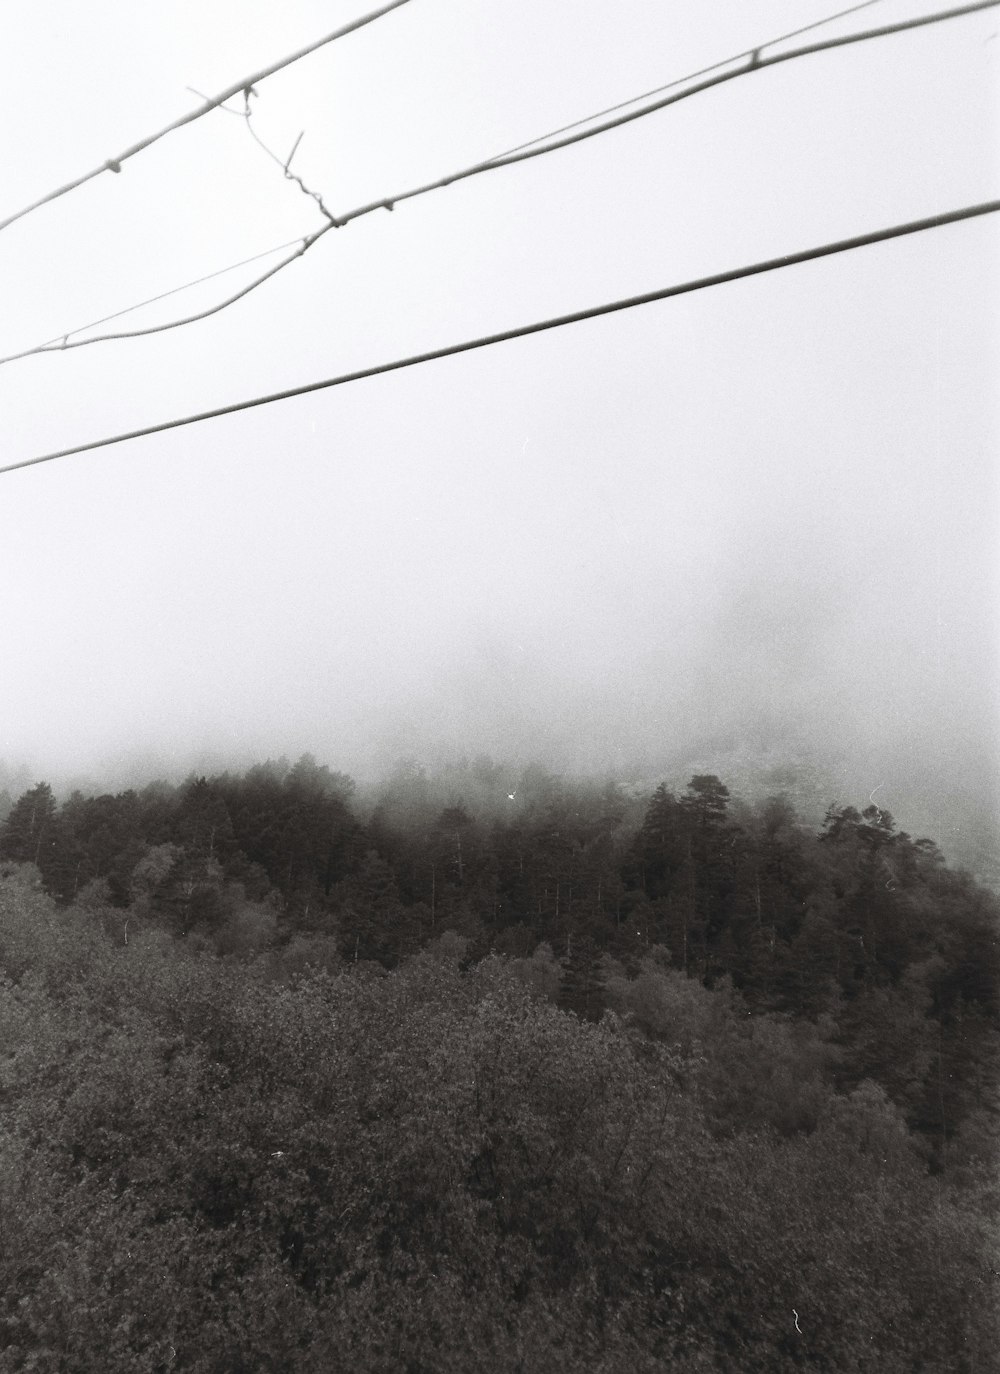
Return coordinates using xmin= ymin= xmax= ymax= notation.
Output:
xmin=185 ymin=86 xmax=244 ymax=117
xmin=241 ymin=91 xmax=339 ymax=225
xmin=284 ymin=132 xmax=305 ymax=172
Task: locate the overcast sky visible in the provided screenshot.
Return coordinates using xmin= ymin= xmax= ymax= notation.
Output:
xmin=1 ymin=0 xmax=997 ymax=847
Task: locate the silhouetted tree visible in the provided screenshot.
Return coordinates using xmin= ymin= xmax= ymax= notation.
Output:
xmin=0 ymin=782 xmax=56 ymax=866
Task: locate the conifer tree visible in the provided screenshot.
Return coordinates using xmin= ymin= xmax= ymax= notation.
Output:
xmin=0 ymin=781 xmax=57 ymax=865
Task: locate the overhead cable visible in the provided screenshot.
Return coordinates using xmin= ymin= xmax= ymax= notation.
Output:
xmin=0 ymin=0 xmax=414 ymax=235
xmin=0 ymin=238 xmax=308 ymax=366
xmin=463 ymin=0 xmax=999 ymax=176
xmin=3 ymin=198 xmax=996 ymax=477
xmin=2 ymin=95 xmax=334 ymax=367
xmin=2 ymin=0 xmax=993 ymax=370
xmin=488 ymin=0 xmax=890 ymax=162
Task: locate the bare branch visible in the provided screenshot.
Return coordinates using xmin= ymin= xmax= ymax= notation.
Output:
xmin=284 ymin=132 xmax=305 ymax=173
xmin=240 ymin=92 xmax=339 ymax=225
xmin=185 ymin=86 xmax=245 ymax=117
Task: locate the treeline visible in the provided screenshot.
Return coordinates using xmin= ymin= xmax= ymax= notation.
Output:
xmin=0 ymin=873 xmax=996 ymax=1371
xmin=1 ymin=755 xmax=998 ymax=1165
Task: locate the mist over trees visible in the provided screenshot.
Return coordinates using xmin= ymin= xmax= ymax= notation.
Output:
xmin=1 ymin=752 xmax=997 ymax=1370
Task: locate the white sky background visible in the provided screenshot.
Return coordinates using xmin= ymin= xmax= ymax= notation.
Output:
xmin=0 ymin=0 xmax=998 ymax=845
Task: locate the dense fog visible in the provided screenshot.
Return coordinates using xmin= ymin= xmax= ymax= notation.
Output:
xmin=2 ymin=0 xmax=997 ymax=876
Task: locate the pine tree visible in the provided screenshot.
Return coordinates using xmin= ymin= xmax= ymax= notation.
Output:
xmin=0 ymin=782 xmax=57 ymax=865
xmin=631 ymin=783 xmax=682 ymax=900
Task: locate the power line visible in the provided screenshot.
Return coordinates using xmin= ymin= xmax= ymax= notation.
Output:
xmin=472 ymin=0 xmax=999 ymax=174
xmin=1 ymin=94 xmax=333 ymax=367
xmin=0 ymin=0 xmax=414 ymax=235
xmin=1 ymin=231 xmax=324 ymax=367
xmin=4 ymin=199 xmax=996 ymax=478
xmin=0 ymin=238 xmax=308 ymax=366
xmin=3 ymin=0 xmax=993 ymax=371
xmin=5 ymin=0 xmax=994 ymax=370
xmin=488 ymin=0 xmax=889 ymax=162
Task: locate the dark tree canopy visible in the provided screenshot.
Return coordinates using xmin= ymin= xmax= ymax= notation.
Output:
xmin=1 ymin=758 xmax=996 ymax=1179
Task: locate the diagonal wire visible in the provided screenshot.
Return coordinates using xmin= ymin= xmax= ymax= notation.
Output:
xmin=3 ymin=0 xmax=995 ymax=367
xmin=0 ymin=0 xmax=414 ymax=235
xmin=488 ymin=0 xmax=890 ymax=162
xmin=2 ymin=237 xmax=326 ymax=362
xmin=3 ymin=198 xmax=997 ymax=477
xmin=0 ymin=238 xmax=309 ymax=366
xmin=0 ymin=91 xmax=336 ymax=367
xmin=442 ymin=0 xmax=1000 ymax=181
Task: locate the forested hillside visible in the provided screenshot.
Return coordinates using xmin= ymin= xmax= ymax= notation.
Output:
xmin=0 ymin=756 xmax=997 ymax=1369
